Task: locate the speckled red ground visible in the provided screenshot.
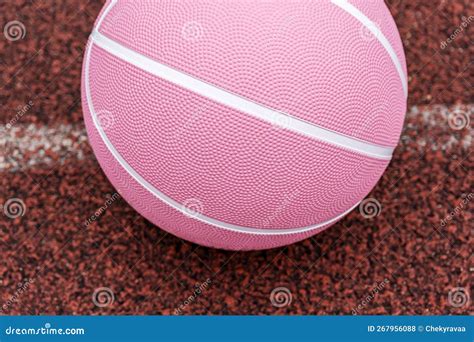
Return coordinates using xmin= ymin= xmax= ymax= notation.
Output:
xmin=0 ymin=0 xmax=472 ymax=315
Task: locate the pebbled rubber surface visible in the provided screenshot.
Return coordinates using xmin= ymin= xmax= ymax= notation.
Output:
xmin=99 ymin=0 xmax=406 ymax=147
xmin=83 ymin=81 xmax=332 ymax=250
xmin=85 ymin=44 xmax=389 ymax=234
xmin=82 ymin=0 xmax=405 ymax=248
xmin=349 ymin=0 xmax=408 ymax=80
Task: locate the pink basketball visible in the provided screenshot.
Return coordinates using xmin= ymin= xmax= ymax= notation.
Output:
xmin=82 ymin=0 xmax=407 ymax=250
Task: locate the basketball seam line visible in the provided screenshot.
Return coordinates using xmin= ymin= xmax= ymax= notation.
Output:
xmin=331 ymin=0 xmax=408 ymax=97
xmin=84 ymin=40 xmax=363 ymax=236
xmin=91 ymin=30 xmax=394 ymax=160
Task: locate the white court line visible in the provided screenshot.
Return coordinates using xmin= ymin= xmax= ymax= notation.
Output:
xmin=0 ymin=124 xmax=87 ymax=171
xmin=1 ymin=105 xmax=471 ymax=172
xmin=0 ymin=104 xmax=474 ymax=171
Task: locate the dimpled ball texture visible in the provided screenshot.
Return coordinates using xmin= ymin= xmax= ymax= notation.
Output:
xmin=82 ymin=0 xmax=407 ymax=250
